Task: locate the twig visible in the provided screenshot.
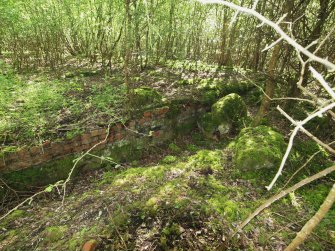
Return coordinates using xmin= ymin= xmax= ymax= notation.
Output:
xmin=1 ymin=187 xmax=45 ymax=221
xmin=282 ymin=151 xmax=321 ymax=189
xmin=0 ymin=177 xmax=19 ymax=200
xmin=198 ymin=0 xmax=335 ymax=71
xmin=104 ymin=203 xmax=128 ymax=250
xmin=285 ymin=183 xmax=335 ymax=250
xmin=277 ymin=107 xmax=335 ymax=155
xmin=266 ymin=103 xmax=335 ymax=191
xmin=235 ymin=164 xmax=335 ymax=234
xmin=61 ymin=123 xmax=112 ymax=206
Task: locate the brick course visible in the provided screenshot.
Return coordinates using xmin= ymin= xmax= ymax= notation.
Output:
xmin=0 ymin=104 xmax=202 ymax=174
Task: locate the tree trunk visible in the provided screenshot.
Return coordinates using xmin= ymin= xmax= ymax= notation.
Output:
xmin=253 ymin=44 xmax=281 ymax=126
xmin=124 ymin=0 xmax=132 ymax=101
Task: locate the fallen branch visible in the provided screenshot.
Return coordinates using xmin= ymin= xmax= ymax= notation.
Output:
xmin=284 ymin=183 xmax=335 ymax=251
xmin=235 ymin=164 xmax=335 ymax=234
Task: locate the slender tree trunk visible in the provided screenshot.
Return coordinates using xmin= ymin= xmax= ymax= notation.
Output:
xmin=253 ymin=44 xmax=281 ymax=126
xmin=218 ymin=10 xmax=228 ymax=66
xmin=124 ymin=0 xmax=132 ymax=102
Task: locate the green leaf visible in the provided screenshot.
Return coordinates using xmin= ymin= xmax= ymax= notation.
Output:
xmin=44 ymin=185 xmax=53 ymax=193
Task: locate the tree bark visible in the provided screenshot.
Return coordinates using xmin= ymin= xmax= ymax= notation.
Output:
xmin=253 ymin=43 xmax=281 ymax=126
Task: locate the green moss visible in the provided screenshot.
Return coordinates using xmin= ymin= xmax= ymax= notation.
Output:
xmin=188 ymin=150 xmax=224 ymax=172
xmin=196 ymin=78 xmax=222 ymax=104
xmin=300 ymin=183 xmax=332 ymax=210
xmin=107 ymin=139 xmax=144 ymax=162
xmin=178 ymin=78 xmax=197 ymax=86
xmin=44 ymin=226 xmax=68 ymax=243
xmin=289 ymin=139 xmax=329 ymax=171
xmin=164 ymin=99 xmax=188 ymax=119
xmin=197 ymin=112 xmax=219 ymax=138
xmin=221 ymin=81 xmax=254 ymax=96
xmin=0 ymin=209 xmax=26 ymax=229
xmin=0 ymin=146 xmax=19 ymax=158
xmin=212 ymin=93 xmax=247 ymax=125
xmin=233 ymin=126 xmax=286 ymax=171
xmin=160 ymin=222 xmax=182 ymax=248
xmin=67 ymin=227 xmax=90 ymax=250
xmin=168 ymin=143 xmax=181 ymax=153
xmin=162 ymin=155 xmax=177 ymax=164
xmin=186 ymin=144 xmax=198 ymax=153
xmin=2 ymin=155 xmax=76 ymax=191
xmin=174 ymin=116 xmax=197 ymax=135
xmin=132 ymin=87 xmax=162 ymax=107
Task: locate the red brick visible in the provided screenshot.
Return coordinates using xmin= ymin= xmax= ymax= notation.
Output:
xmin=108 ymin=134 xmax=114 ymax=143
xmin=115 ymin=132 xmax=124 ymax=141
xmin=74 ymin=145 xmax=85 ymax=153
xmin=9 ymin=162 xmax=28 ymax=171
xmin=154 ymin=107 xmax=170 ymax=115
xmin=0 ymin=159 xmax=6 ymax=169
xmin=30 ymin=146 xmax=42 ymax=156
xmin=42 ymin=140 xmax=51 ymax=148
xmin=63 ymin=144 xmax=73 ymax=154
xmin=91 ymin=128 xmax=105 ymax=137
xmin=143 ymin=111 xmax=152 ymax=118
xmin=116 ymin=123 xmax=123 ymax=130
xmin=30 ymin=153 xmax=49 ymax=165
xmin=152 ymin=130 xmax=161 ymax=138
xmin=139 ymin=118 xmax=147 ymax=126
xmin=81 ymin=144 xmax=91 ymax=151
xmin=4 ymin=151 xmax=17 ymax=161
xmin=73 ymin=138 xmax=82 ymax=147
xmin=98 ymin=132 xmax=107 ymax=140
xmin=17 ymin=150 xmax=31 ymax=162
xmin=82 ymin=239 xmax=98 ymax=251
xmin=50 ymin=143 xmax=64 ymax=156
xmin=81 ymin=133 xmax=92 ymax=145
xmin=91 ymin=129 xmax=99 ymax=137
xmin=90 ymin=136 xmax=100 ymax=144
xmin=94 ymin=143 xmax=106 ymax=151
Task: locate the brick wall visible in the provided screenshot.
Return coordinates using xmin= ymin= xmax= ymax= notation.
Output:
xmin=0 ymin=103 xmax=204 ymax=174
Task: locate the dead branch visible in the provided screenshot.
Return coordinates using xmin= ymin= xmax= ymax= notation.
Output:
xmin=284 ymin=183 xmax=335 ymax=251
xmin=198 ymin=0 xmax=335 ymax=71
xmin=235 ymin=164 xmax=335 ymax=234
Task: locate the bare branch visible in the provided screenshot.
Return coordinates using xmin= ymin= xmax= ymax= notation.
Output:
xmin=266 ymin=102 xmax=335 ymax=190
xmin=262 ymin=37 xmax=283 ymax=52
xmin=310 ymin=66 xmax=335 ymax=100
xmin=198 ymin=0 xmax=335 ymax=71
xmin=235 ymin=165 xmax=335 ymax=233
xmin=284 ymin=183 xmax=335 ymax=251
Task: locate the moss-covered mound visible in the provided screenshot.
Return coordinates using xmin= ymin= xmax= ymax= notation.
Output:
xmin=0 ymin=149 xmax=251 ymax=250
xmin=1 ymin=144 xmax=334 ymax=250
xmin=211 ymin=93 xmax=247 ymax=134
xmin=212 ymin=93 xmax=247 ymax=123
xmin=132 ymin=87 xmax=162 ymax=107
xmin=196 ymin=78 xmax=255 ymax=104
xmin=197 ymin=94 xmax=248 ymax=138
xmin=232 ymin=126 xmax=286 ymax=171
xmin=197 ymin=112 xmax=219 ymax=138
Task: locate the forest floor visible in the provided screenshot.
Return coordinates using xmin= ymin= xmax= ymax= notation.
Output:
xmin=0 ymin=61 xmax=334 ymax=250
xmin=0 ymin=133 xmax=334 ymax=250
xmin=0 ymin=60 xmax=262 ymax=153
